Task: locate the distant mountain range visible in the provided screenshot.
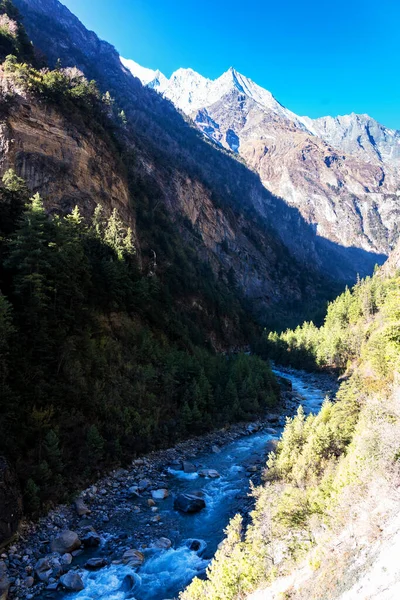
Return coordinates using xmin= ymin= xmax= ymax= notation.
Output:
xmin=122 ymin=58 xmax=400 ymax=258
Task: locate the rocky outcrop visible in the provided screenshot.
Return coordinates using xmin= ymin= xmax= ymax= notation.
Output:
xmin=0 ymin=458 xmax=22 ymax=548
xmin=0 ymin=92 xmax=132 ymax=223
xmin=191 ymin=88 xmax=399 ymax=261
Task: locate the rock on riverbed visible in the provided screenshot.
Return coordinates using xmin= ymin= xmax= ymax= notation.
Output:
xmin=174 ymin=493 xmax=206 ymax=513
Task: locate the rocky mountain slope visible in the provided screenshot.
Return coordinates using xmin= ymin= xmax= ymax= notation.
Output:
xmin=13 ymin=0 xmax=387 ymax=285
xmin=124 ymin=60 xmax=400 ymax=260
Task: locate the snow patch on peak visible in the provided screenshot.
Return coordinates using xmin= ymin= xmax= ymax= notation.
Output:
xmin=121 ymin=57 xmax=156 ymax=84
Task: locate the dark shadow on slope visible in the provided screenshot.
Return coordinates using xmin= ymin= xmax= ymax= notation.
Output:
xmin=14 ymin=0 xmax=387 ymax=286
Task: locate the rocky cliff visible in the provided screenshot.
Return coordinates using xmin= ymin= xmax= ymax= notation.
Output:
xmin=12 ymin=0 xmax=386 ymax=284
xmin=0 ymin=91 xmax=132 ymax=220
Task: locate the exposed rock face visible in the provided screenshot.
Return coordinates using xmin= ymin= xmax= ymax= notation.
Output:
xmin=125 ymin=62 xmax=399 ymax=266
xmin=14 ymin=0 xmax=386 ymax=292
xmin=197 ymin=89 xmax=400 ymax=257
xmin=0 ymin=457 xmax=23 ymax=548
xmin=0 ymin=94 xmax=132 ymax=223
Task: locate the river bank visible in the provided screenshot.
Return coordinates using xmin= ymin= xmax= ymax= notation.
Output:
xmin=1 ymin=368 xmax=336 ymax=600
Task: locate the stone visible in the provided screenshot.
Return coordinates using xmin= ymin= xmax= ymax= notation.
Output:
xmin=138 ymin=479 xmax=151 ymax=492
xmin=60 ymin=553 xmax=73 ymax=565
xmin=150 ymin=537 xmax=172 ymax=550
xmin=211 ymin=445 xmax=220 ymax=453
xmin=120 ymin=573 xmax=140 ymax=593
xmin=0 ymin=561 xmax=10 ymax=600
xmin=85 ymin=557 xmax=106 ymax=570
xmin=186 ymin=539 xmax=207 ymax=556
xmin=122 ymin=549 xmax=144 ymax=567
xmin=265 ymin=427 xmax=278 ymax=434
xmin=151 ymin=489 xmax=169 ymax=500
xmin=24 ymin=576 xmax=35 ymax=588
xmin=0 ymin=458 xmax=23 ymax=547
xmin=182 ymin=461 xmax=196 ymax=473
xmin=34 ymin=558 xmax=52 ymax=583
xmin=247 ymin=424 xmax=260 ymax=434
xmin=198 ymin=469 xmax=220 ymax=478
xmin=50 ymin=530 xmax=81 ymax=554
xmin=173 ymin=493 xmax=206 ymax=513
xmin=127 ymin=486 xmax=140 ymax=497
xmin=60 ymin=571 xmax=85 ymax=592
xmin=74 ymin=497 xmax=90 ymax=516
xmin=147 ymin=499 xmax=156 ymax=507
xmin=46 ymin=582 xmax=59 ymax=591
xmin=81 ymin=531 xmax=101 ymax=548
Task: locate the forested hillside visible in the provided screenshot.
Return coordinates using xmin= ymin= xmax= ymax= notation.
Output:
xmin=0 ymin=0 xmax=281 ymax=515
xmin=182 ymin=247 xmax=400 ymax=599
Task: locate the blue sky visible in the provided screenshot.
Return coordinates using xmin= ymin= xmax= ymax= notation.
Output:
xmin=62 ymin=0 xmax=399 ymax=129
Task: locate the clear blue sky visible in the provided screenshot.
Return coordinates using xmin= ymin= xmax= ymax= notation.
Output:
xmin=61 ymin=0 xmax=399 ymax=129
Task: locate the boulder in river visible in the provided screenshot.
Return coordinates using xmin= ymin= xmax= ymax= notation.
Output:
xmin=60 ymin=571 xmax=85 ymax=592
xmin=0 ymin=457 xmax=23 ymax=547
xmin=122 ymin=549 xmax=145 ymax=567
xmin=151 ymin=489 xmax=169 ymax=500
xmin=186 ymin=539 xmax=207 ymax=556
xmin=199 ymin=469 xmax=220 ymax=478
xmin=150 ymin=537 xmax=172 ymax=550
xmin=50 ymin=530 xmax=81 ymax=554
xmin=120 ymin=573 xmax=140 ymax=593
xmin=0 ymin=561 xmax=10 ymax=600
xmin=85 ymin=557 xmax=107 ymax=570
xmin=211 ymin=445 xmax=221 ymax=454
xmin=174 ymin=493 xmax=206 ymax=513
xmin=183 ymin=461 xmax=196 ymax=473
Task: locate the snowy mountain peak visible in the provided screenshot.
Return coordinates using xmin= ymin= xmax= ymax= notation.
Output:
xmin=120 ymin=56 xmax=400 ymax=166
xmin=120 ymin=57 xmax=292 ymax=116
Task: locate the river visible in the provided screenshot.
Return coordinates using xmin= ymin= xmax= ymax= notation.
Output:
xmin=37 ymin=367 xmax=335 ymax=600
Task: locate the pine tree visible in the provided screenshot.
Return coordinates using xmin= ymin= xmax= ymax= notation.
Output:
xmin=43 ymin=429 xmax=63 ymax=473
xmin=0 ymin=168 xmax=30 ymax=235
xmin=87 ymin=424 xmax=105 ymax=463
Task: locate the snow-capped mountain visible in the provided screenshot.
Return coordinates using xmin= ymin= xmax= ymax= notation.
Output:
xmin=122 ymin=57 xmax=400 ymax=257
xmin=120 ymin=57 xmax=168 ymax=91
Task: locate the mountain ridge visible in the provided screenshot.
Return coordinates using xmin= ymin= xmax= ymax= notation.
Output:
xmin=123 ymin=57 xmax=400 ymax=260
xmin=122 ymin=57 xmax=400 ymax=165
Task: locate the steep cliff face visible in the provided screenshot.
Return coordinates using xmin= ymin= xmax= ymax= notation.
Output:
xmin=0 ymin=90 xmax=132 ymax=221
xmin=13 ymin=0 xmax=386 ymax=283
xmin=189 ymin=84 xmax=399 ymax=257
